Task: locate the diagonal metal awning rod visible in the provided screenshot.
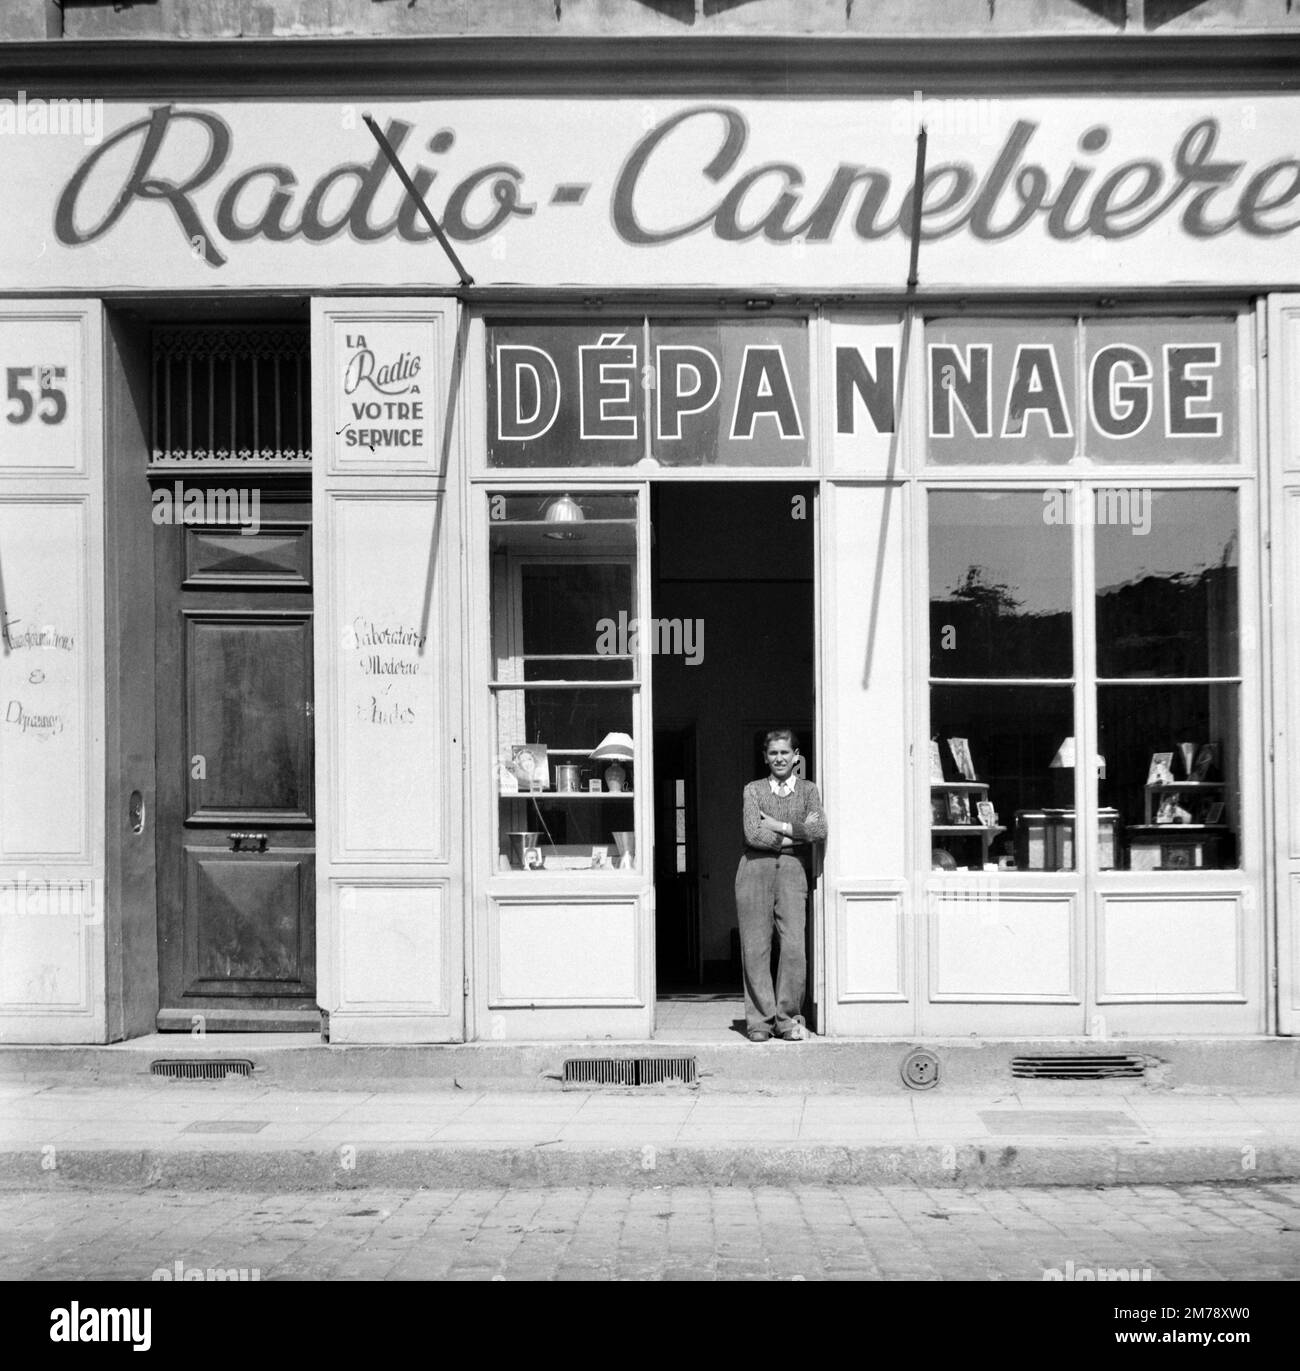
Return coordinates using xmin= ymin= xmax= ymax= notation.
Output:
xmin=862 ymin=124 xmax=927 ymax=690
xmin=363 ymin=113 xmax=475 ymax=288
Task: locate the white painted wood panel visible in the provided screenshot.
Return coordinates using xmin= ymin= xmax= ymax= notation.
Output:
xmin=1098 ymin=893 xmax=1243 ymax=1000
xmin=839 ymin=888 xmax=907 ymax=1000
xmin=491 ymin=898 xmax=640 ymax=1005
xmin=822 ymin=483 xmax=910 ymax=883
xmin=331 ymin=494 xmax=445 ymax=861
xmin=0 ymin=501 xmax=90 ymax=859
xmin=0 ymin=302 xmax=104 ymax=1043
xmin=312 ymin=297 xmax=465 ymax=1043
xmin=337 ymin=881 xmax=447 ymax=1012
xmin=930 ymin=892 xmax=1076 ymax=1000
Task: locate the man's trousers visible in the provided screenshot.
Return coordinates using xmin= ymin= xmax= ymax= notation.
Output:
xmin=734 ymin=850 xmax=807 ymax=1035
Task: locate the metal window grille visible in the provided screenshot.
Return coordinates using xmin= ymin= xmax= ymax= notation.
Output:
xmin=151 ymin=325 xmax=311 ymax=465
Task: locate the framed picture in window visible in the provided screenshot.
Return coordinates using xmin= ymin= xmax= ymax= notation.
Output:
xmin=510 ymin=743 xmax=550 ymax=791
xmin=1147 ymin=752 xmax=1174 ymax=786
xmin=947 ymin=737 xmax=977 ymax=782
xmin=946 ymin=792 xmax=971 ymax=824
xmin=1191 ymin=743 xmax=1218 ymax=782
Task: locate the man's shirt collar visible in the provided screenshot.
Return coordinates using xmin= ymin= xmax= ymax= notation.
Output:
xmin=769 ymin=775 xmax=797 ymax=797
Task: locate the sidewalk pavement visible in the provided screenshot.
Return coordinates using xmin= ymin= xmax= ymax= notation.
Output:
xmin=3 ymin=1075 xmax=1298 ymax=1189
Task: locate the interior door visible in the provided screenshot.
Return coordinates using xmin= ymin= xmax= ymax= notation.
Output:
xmin=154 ymin=481 xmax=318 ymax=1030
xmin=653 ymin=725 xmax=700 ymax=987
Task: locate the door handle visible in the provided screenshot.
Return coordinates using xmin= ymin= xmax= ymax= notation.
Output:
xmin=128 ymin=790 xmax=146 ymax=835
xmin=228 ymin=832 xmax=268 ymax=853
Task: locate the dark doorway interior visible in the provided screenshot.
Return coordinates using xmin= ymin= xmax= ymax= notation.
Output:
xmin=650 ymin=482 xmax=816 ymax=1003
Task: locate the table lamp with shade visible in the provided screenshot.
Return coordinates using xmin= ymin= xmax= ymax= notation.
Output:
xmin=590 ymin=732 xmax=634 ymax=792
xmin=1049 ymin=736 xmax=1106 ymax=807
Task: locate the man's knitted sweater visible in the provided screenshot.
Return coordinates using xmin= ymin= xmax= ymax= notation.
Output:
xmin=742 ymin=777 xmax=829 ymax=853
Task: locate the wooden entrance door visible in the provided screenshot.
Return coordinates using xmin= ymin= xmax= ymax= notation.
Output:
xmin=153 ymin=480 xmax=318 ymax=1031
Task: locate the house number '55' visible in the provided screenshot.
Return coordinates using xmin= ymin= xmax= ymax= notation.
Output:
xmin=6 ymin=366 xmax=67 ymax=425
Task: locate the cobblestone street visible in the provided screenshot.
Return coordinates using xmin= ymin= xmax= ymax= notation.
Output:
xmin=3 ymin=1180 xmax=1298 ymax=1282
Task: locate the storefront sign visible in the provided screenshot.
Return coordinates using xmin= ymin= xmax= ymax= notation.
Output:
xmin=5 ymin=97 xmax=1299 ymax=290
xmin=331 ymin=320 xmax=433 ymax=464
xmin=496 ymin=315 xmax=1237 ymax=465
xmin=486 ymin=319 xmax=808 ymax=466
xmin=924 ymin=318 xmax=1236 ymax=463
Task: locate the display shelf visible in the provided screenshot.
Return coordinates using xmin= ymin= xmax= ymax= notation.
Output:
xmin=1143 ymin=780 xmax=1226 ymax=825
xmin=931 ymin=781 xmax=1003 ymax=866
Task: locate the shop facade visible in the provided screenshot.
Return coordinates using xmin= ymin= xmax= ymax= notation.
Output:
xmin=1 ymin=40 xmax=1299 ymax=1044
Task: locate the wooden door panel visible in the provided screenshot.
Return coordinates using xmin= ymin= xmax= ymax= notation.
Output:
xmin=183 ymin=848 xmax=314 ymax=997
xmin=185 ymin=613 xmax=314 ymax=825
xmin=155 ymin=479 xmax=317 ymax=1025
xmin=183 ymin=523 xmax=312 ymax=589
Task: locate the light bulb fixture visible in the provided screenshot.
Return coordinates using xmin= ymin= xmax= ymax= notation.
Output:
xmin=542 ymin=493 xmax=585 ymax=540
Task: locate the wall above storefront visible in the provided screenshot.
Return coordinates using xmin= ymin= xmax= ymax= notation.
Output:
xmin=5 ymin=0 xmax=1300 ymax=44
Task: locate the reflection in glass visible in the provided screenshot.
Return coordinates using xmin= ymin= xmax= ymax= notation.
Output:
xmin=930 ymin=686 xmax=1075 ymax=871
xmin=1098 ymin=683 xmax=1239 ymax=870
xmin=1095 ymin=489 xmax=1238 ymax=678
xmin=930 ymin=491 xmax=1072 ymax=678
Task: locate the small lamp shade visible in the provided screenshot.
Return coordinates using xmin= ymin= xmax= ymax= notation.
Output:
xmin=590 ymin=731 xmax=634 ymax=793
xmin=1049 ymin=736 xmax=1106 ymax=780
xmin=1049 ymin=737 xmax=1076 ymax=769
xmin=590 ymin=732 xmax=634 ymax=762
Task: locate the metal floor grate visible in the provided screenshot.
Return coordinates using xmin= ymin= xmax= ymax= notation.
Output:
xmin=1011 ymin=1054 xmax=1146 ymax=1080
xmin=151 ymin=1059 xmax=254 ymax=1081
xmin=563 ymin=1057 xmax=697 ymax=1088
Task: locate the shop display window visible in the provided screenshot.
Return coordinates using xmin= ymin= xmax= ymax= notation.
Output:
xmin=488 ymin=491 xmax=641 ymax=872
xmin=928 ymin=485 xmax=1241 ymax=872
xmin=929 ymin=491 xmax=1075 ymax=871
xmin=1095 ymin=489 xmax=1240 ymax=870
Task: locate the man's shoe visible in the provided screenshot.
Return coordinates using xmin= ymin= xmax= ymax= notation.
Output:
xmin=747 ymin=1028 xmax=772 ymax=1043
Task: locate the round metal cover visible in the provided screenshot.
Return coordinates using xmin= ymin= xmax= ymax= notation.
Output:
xmin=900 ymin=1048 xmax=941 ymax=1090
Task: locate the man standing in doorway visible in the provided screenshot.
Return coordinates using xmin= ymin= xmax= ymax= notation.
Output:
xmin=735 ymin=729 xmax=828 ymax=1042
